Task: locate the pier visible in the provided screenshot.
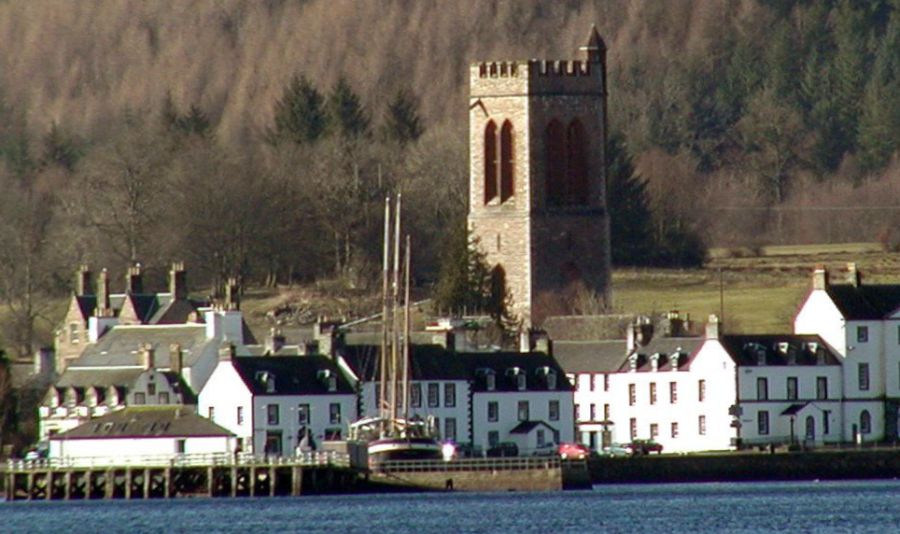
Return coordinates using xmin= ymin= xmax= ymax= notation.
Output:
xmin=2 ymin=452 xmax=362 ymax=501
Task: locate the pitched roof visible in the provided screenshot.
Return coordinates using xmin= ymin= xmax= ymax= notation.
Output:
xmin=230 ymin=355 xmax=355 ymax=396
xmin=620 ymin=337 xmax=704 ymax=372
xmin=71 ymin=325 xmax=215 ymax=368
xmin=339 ymin=344 xmax=470 ymax=382
xmin=553 ymin=340 xmax=627 ymax=373
xmin=826 ymin=284 xmax=900 ymax=320
xmin=719 ymin=335 xmax=841 ymax=366
xmin=542 ymin=314 xmax=635 ymax=341
xmin=54 ymin=406 xmax=232 ymax=440
xmin=509 ymin=420 xmax=556 ymax=434
xmin=56 ymin=368 xmax=144 ymax=388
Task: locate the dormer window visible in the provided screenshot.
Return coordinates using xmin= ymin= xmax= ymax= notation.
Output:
xmin=547 ymin=372 xmax=557 ymax=390
xmin=517 ymin=373 xmax=526 ymax=391
xmin=628 ymin=353 xmax=638 ymax=372
xmin=650 ymin=353 xmax=660 ymax=372
xmin=670 ymin=352 xmax=681 ymax=371
xmin=486 ymin=373 xmax=496 ymax=391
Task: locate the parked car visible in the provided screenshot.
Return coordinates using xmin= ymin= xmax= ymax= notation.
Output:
xmin=601 ymin=443 xmax=633 ymax=457
xmin=532 ymin=443 xmax=558 ymax=457
xmin=558 ymin=442 xmax=590 ymax=460
xmin=629 ymin=439 xmax=664 ymax=455
xmin=455 ymin=443 xmax=484 ymax=458
xmin=486 ymin=442 xmax=519 ymax=457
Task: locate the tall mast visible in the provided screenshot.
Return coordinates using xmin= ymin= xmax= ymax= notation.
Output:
xmin=379 ymin=196 xmax=391 ymax=423
xmin=390 ymin=194 xmax=403 ymax=427
xmin=402 ymin=234 xmax=412 ymax=424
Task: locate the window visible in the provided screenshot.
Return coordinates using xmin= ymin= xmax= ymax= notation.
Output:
xmin=444 ymin=383 xmax=456 ymax=407
xmin=857 ymin=326 xmax=869 ymax=343
xmin=757 ymin=377 xmax=768 ymax=401
xmin=858 ymin=363 xmax=870 ymax=391
xmin=787 ymin=377 xmax=798 ymax=400
xmin=516 ymin=373 xmax=526 ymax=391
xmin=484 ymin=121 xmax=498 ymax=203
xmin=588 ymin=403 xmax=596 ymax=421
xmin=147 ymin=382 xmax=156 ymax=396
xmin=518 ymin=400 xmax=529 ymax=421
xmin=650 ymin=423 xmax=659 ymax=439
xmin=298 ymin=404 xmax=310 ymax=425
xmin=565 ymin=120 xmax=588 ymax=204
xmin=208 ymin=406 xmax=215 ymax=421
xmin=758 ymin=411 xmax=769 ymax=435
xmin=649 ymin=383 xmax=657 ymax=405
xmin=536 ymin=429 xmax=546 ymax=448
xmin=329 ymin=403 xmax=341 ymax=425
xmin=158 ymin=392 xmax=170 ymax=404
xmin=823 ymin=410 xmax=830 ymax=434
xmin=488 ymin=431 xmax=500 ymax=448
xmin=698 ymin=380 xmax=706 ymax=402
xmin=134 ymin=392 xmax=146 ymax=405
xmin=629 ymin=418 xmax=637 ymax=440
xmin=698 ymin=415 xmax=707 ymax=435
xmin=411 ymin=383 xmax=422 ymax=407
xmin=860 ymin=410 xmax=872 ymax=434
xmin=549 ymin=400 xmax=560 ymax=421
xmin=604 ymin=374 xmax=610 ymax=392
xmin=669 ymin=382 xmax=677 ymax=404
xmin=267 ymin=404 xmax=279 ymax=425
xmin=264 ymin=431 xmax=282 ymax=455
xmin=547 ymin=372 xmax=557 ymax=390
xmin=486 ymin=373 xmax=496 ymax=391
xmin=68 ymin=323 xmax=80 ymax=343
xmin=671 ymin=422 xmax=679 ymax=438
xmin=817 ymin=377 xmax=828 ymax=400
xmin=628 ymin=384 xmax=636 ymax=406
xmin=176 ymin=439 xmax=186 ymax=454
xmin=445 ymin=418 xmax=457 ymax=442
xmin=500 ymin=121 xmax=515 ymax=202
xmin=428 ymin=383 xmax=439 ymax=408
xmin=603 ymin=404 xmax=610 ymax=421
xmin=805 ymin=415 xmax=815 ymax=440
xmin=575 ymin=403 xmax=581 ymax=420
xmin=585 ymin=374 xmax=594 ymax=391
xmin=324 ymin=428 xmax=342 ymax=440
xmin=236 ymin=406 xmax=244 ymax=426
xmin=488 ymin=401 xmax=499 ymax=422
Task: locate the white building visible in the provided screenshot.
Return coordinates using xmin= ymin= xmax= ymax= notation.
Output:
xmin=794 ymin=264 xmax=900 ymax=442
xmin=198 ymin=345 xmax=357 ymax=455
xmin=49 ymin=406 xmax=234 ymax=466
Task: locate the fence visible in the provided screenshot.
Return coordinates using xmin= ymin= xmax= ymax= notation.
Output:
xmin=374 ymin=456 xmax=562 ymax=473
xmin=5 ymin=450 xmax=350 ymax=471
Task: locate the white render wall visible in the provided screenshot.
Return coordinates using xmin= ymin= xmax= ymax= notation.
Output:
xmin=571 ymin=372 xmax=616 ymax=451
xmin=471 ymin=390 xmax=575 ymax=452
xmin=251 ymin=393 xmax=357 ymax=454
xmin=359 ymin=380 xmax=471 ymax=443
xmin=50 ymin=436 xmax=232 ymax=461
xmin=198 ymin=361 xmax=254 ymax=447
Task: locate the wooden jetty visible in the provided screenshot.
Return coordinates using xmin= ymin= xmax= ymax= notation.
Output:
xmin=2 ymin=452 xmax=362 ymax=501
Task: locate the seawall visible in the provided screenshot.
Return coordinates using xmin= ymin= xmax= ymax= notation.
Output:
xmin=591 ymin=449 xmax=900 ymax=484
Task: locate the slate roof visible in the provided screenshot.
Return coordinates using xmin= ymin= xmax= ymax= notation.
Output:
xmin=542 ymin=314 xmax=635 ymax=341
xmin=71 ymin=325 xmax=216 ymax=368
xmin=74 ymin=292 xmax=206 ymax=323
xmin=231 ymin=355 xmax=355 ymax=395
xmin=54 ymin=406 xmax=232 ymax=440
xmin=719 ymin=335 xmax=841 ymax=366
xmin=553 ymin=340 xmax=627 ymax=373
xmin=826 ymin=284 xmax=900 ymax=320
xmin=509 ymin=420 xmax=555 ymax=434
xmin=56 ymin=368 xmax=144 ymax=388
xmin=338 ymin=345 xmax=573 ymax=392
xmin=619 ymin=337 xmax=704 ymax=372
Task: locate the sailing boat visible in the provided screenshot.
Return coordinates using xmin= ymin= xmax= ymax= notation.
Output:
xmin=348 ymin=194 xmax=442 ymax=465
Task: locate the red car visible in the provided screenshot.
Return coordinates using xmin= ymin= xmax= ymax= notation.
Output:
xmin=558 ymin=442 xmax=590 ymax=460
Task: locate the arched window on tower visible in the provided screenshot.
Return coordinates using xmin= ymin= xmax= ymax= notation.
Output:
xmin=484 ymin=121 xmax=498 ymax=204
xmin=566 ymin=120 xmax=588 ymax=205
xmin=545 ymin=119 xmax=565 ymax=206
xmin=500 ymin=121 xmax=515 ymax=202
xmin=488 ymin=265 xmax=507 ymax=318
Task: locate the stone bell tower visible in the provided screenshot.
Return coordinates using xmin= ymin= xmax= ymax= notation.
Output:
xmin=467 ymin=26 xmax=612 ymax=327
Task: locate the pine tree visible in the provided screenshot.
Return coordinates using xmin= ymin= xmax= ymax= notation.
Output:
xmin=607 ymin=134 xmax=654 ymax=266
xmin=329 ymin=77 xmax=370 ymax=139
xmin=432 ymin=223 xmax=492 ymax=316
xmin=41 ymin=122 xmax=80 ymax=172
xmin=268 ymin=74 xmax=328 ymax=145
xmin=176 ymin=104 xmax=212 ymax=138
xmin=382 ymin=88 xmax=424 ymax=145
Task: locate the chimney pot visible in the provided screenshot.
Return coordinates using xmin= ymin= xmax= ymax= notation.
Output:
xmin=812 ymin=266 xmax=829 ymax=290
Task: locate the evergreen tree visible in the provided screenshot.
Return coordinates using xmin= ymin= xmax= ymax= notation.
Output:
xmin=607 ymin=134 xmax=654 ymax=266
xmin=831 ymin=0 xmax=870 ymax=155
xmin=329 ymin=77 xmax=370 ymax=139
xmin=41 ymin=122 xmax=80 ymax=172
xmin=858 ymin=9 xmax=900 ymax=172
xmin=382 ymin=88 xmax=424 ymax=145
xmin=432 ymin=223 xmax=492 ymax=316
xmin=268 ymin=75 xmax=328 ymax=145
xmin=176 ymin=104 xmax=212 ymax=138
xmin=160 ymin=91 xmax=180 ymax=132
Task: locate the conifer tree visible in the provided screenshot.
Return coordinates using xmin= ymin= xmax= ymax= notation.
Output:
xmin=607 ymin=134 xmax=654 ymax=266
xmin=432 ymin=223 xmax=492 ymax=316
xmin=268 ymin=74 xmax=328 ymax=145
xmin=382 ymin=88 xmax=424 ymax=145
xmin=329 ymin=77 xmax=370 ymax=139
xmin=41 ymin=122 xmax=80 ymax=172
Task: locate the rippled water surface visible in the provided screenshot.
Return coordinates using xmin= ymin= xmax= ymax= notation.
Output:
xmin=4 ymin=480 xmax=900 ymax=533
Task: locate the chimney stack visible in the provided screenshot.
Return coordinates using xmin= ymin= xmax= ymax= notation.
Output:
xmin=169 ymin=262 xmax=187 ymax=300
xmin=96 ymin=269 xmax=111 ymax=316
xmin=169 ymin=343 xmax=183 ymax=375
xmin=266 ymin=328 xmax=286 ymax=354
xmin=75 ymin=265 xmax=92 ymax=296
xmin=139 ymin=343 xmax=155 ymax=370
xmin=705 ymin=314 xmax=721 ymax=340
xmin=225 ymin=277 xmax=240 ymax=310
xmin=847 ymin=262 xmax=861 ymax=287
xmin=812 ymin=266 xmax=829 ymax=290
xmin=125 ymin=263 xmax=143 ymax=294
